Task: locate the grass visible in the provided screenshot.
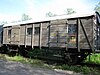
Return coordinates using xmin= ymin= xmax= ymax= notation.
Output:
xmin=0 ymin=53 xmax=100 ymax=75
xmin=53 ymin=64 xmax=99 ymax=74
xmin=0 ymin=54 xmax=50 ymax=68
xmin=85 ymin=53 xmax=100 ymax=64
xmin=52 ymin=53 xmax=100 ymax=74
xmin=53 ymin=63 xmax=100 ymax=75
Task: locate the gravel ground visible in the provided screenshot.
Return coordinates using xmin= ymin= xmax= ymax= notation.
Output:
xmin=0 ymin=60 xmax=82 ymax=75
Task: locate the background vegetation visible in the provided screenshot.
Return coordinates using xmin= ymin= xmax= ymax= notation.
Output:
xmin=0 ymin=53 xmax=100 ymax=75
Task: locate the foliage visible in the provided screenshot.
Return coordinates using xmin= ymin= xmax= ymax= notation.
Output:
xmin=65 ymin=8 xmax=76 ymax=15
xmin=0 ymin=54 xmax=46 ymax=67
xmin=27 ymin=48 xmax=43 ymax=58
xmin=46 ymin=8 xmax=76 ymax=17
xmin=94 ymin=2 xmax=100 ymax=13
xmin=21 ymin=13 xmax=32 ymax=21
xmin=11 ymin=20 xmax=18 ymax=23
xmin=27 ymin=48 xmax=63 ymax=61
xmin=46 ymin=12 xmax=57 ymax=17
xmin=54 ymin=64 xmax=100 ymax=74
xmin=85 ymin=53 xmax=100 ymax=64
xmin=0 ymin=21 xmax=8 ymax=25
xmin=53 ymin=54 xmax=100 ymax=74
xmin=10 ymin=13 xmax=32 ymax=23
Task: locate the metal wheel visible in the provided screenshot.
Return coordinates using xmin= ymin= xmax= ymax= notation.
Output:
xmin=64 ymin=53 xmax=78 ymax=65
xmin=77 ymin=53 xmax=88 ymax=63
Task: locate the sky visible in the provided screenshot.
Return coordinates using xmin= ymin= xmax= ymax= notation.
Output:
xmin=0 ymin=0 xmax=100 ymax=23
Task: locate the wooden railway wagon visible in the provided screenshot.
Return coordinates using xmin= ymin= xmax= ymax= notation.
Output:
xmin=1 ymin=12 xmax=100 ymax=64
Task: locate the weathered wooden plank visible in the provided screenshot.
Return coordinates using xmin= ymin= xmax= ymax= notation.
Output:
xmin=24 ymin=25 xmax=27 ymax=47
xmin=34 ymin=24 xmax=40 ymax=46
xmin=77 ymin=19 xmax=80 ymax=52
xmin=11 ymin=25 xmax=20 ymax=45
xmin=20 ymin=25 xmax=25 ymax=45
xmin=48 ymin=22 xmax=51 ymax=48
xmin=39 ymin=23 xmax=42 ymax=49
xmin=92 ymin=18 xmax=95 ymax=52
xmin=75 ymin=18 xmax=93 ymax=49
xmin=8 ymin=27 xmax=12 ymax=44
xmin=31 ymin=24 xmax=34 ymax=48
xmin=66 ymin=23 xmax=68 ymax=51
xmin=80 ymin=19 xmax=92 ymax=50
xmin=41 ymin=23 xmax=48 ymax=46
xmin=68 ymin=19 xmax=77 ymax=24
xmin=51 ymin=19 xmax=67 ymax=25
xmin=18 ymin=26 xmax=20 ymax=46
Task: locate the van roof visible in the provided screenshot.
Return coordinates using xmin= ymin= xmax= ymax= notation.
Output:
xmin=3 ymin=12 xmax=95 ymax=27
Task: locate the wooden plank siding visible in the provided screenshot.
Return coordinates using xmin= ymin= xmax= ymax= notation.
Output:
xmin=49 ymin=19 xmax=68 ymax=48
xmin=34 ymin=23 xmax=40 ymax=46
xmin=77 ymin=19 xmax=80 ymax=52
xmin=3 ymin=27 xmax=8 ymax=44
xmin=20 ymin=25 xmax=25 ymax=45
xmin=79 ymin=17 xmax=93 ymax=49
xmin=41 ymin=22 xmax=49 ymax=47
xmin=39 ymin=23 xmax=42 ymax=49
xmin=3 ymin=16 xmax=95 ymax=51
xmin=31 ymin=24 xmax=34 ymax=48
xmin=11 ymin=25 xmax=20 ymax=45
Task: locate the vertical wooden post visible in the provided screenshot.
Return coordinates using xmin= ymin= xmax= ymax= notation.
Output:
xmin=39 ymin=23 xmax=42 ymax=49
xmin=31 ymin=24 xmax=34 ymax=49
xmin=9 ymin=27 xmax=12 ymax=44
xmin=7 ymin=27 xmax=9 ymax=44
xmin=48 ymin=22 xmax=51 ymax=48
xmin=92 ymin=18 xmax=95 ymax=52
xmin=24 ymin=25 xmax=27 ymax=48
xmin=66 ymin=22 xmax=68 ymax=51
xmin=77 ymin=19 xmax=80 ymax=52
xmin=18 ymin=26 xmax=20 ymax=46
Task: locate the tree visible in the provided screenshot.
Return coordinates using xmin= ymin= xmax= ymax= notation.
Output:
xmin=21 ymin=13 xmax=32 ymax=21
xmin=11 ymin=20 xmax=18 ymax=23
xmin=11 ymin=14 xmax=32 ymax=23
xmin=65 ymin=8 xmax=76 ymax=15
xmin=0 ymin=21 xmax=8 ymax=25
xmin=46 ymin=12 xmax=57 ymax=17
xmin=46 ymin=8 xmax=76 ymax=17
xmin=94 ymin=2 xmax=100 ymax=13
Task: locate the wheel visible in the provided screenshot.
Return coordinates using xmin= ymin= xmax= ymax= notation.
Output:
xmin=64 ymin=53 xmax=78 ymax=65
xmin=1 ymin=45 xmax=8 ymax=53
xmin=77 ymin=53 xmax=88 ymax=63
xmin=19 ymin=47 xmax=28 ymax=57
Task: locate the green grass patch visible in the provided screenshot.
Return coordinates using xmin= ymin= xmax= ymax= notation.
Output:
xmin=0 ymin=54 xmax=50 ymax=68
xmin=85 ymin=53 xmax=100 ymax=64
xmin=0 ymin=53 xmax=100 ymax=75
xmin=52 ymin=53 xmax=100 ymax=74
xmin=53 ymin=64 xmax=100 ymax=74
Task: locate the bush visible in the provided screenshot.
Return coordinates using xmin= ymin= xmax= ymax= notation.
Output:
xmin=85 ymin=54 xmax=100 ymax=64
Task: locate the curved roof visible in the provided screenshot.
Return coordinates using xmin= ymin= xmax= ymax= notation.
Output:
xmin=3 ymin=12 xmax=95 ymax=27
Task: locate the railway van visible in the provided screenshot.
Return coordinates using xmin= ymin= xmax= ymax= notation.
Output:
xmin=0 ymin=12 xmax=100 ymax=64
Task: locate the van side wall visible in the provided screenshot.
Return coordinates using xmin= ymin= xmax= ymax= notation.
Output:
xmin=3 ymin=16 xmax=95 ymax=52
